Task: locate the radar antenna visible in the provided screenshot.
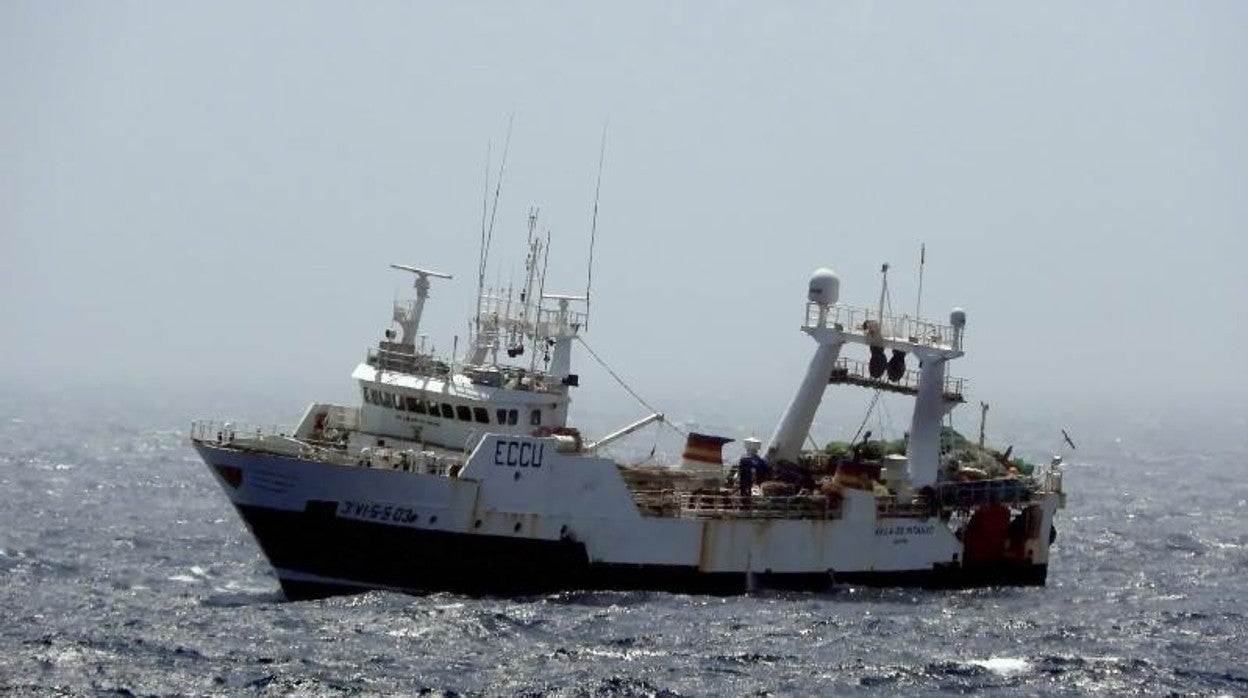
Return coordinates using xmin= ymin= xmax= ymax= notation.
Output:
xmin=389 ymin=264 xmax=452 ymax=346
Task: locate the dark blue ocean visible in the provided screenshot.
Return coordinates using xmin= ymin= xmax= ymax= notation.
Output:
xmin=1 ymin=389 xmax=1245 ymax=696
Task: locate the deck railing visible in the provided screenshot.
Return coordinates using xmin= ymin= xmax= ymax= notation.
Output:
xmin=191 ymin=420 xmax=291 ymax=443
xmin=806 ymin=303 xmax=961 ymax=350
xmin=366 ymin=345 xmax=449 ymax=377
xmin=190 ymin=420 xmax=466 ymax=474
xmin=629 ymin=487 xmax=953 ymax=521
xmin=627 ymin=490 xmax=846 ymax=520
xmin=932 ymin=478 xmax=1037 ymax=509
xmin=829 ymin=357 xmax=966 ymax=401
xmin=190 ymin=420 xmax=356 ymax=465
xmin=476 ymin=294 xmax=587 ymax=335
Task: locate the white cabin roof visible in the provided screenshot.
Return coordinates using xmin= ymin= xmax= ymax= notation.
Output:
xmin=352 ymin=363 xmax=567 ymax=406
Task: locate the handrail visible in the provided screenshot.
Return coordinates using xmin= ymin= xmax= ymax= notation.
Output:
xmin=476 ymin=294 xmax=587 ymax=333
xmin=806 ymin=303 xmax=962 ymax=350
xmin=932 ymin=478 xmax=1038 ymax=509
xmin=190 ymin=419 xmax=292 ymax=443
xmin=366 ymin=346 xmax=450 ymax=377
xmin=676 ymin=492 xmax=844 ymax=520
xmin=191 ymin=419 xmax=464 ymax=474
xmin=830 ymin=357 xmax=966 ymax=400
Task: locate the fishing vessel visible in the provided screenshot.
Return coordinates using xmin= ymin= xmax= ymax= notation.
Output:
xmin=191 ymin=224 xmax=1066 ymax=599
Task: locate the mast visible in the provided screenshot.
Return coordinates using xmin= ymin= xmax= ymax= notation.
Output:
xmin=768 ymin=266 xmax=967 ymax=487
xmin=388 ymin=264 xmax=452 ymax=346
xmin=765 ymin=269 xmax=844 ymax=464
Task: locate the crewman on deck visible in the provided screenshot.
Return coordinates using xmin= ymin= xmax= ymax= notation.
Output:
xmin=738 ymin=437 xmax=769 ymax=498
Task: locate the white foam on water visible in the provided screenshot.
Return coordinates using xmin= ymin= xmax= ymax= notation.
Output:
xmin=968 ymin=656 xmax=1032 ymax=676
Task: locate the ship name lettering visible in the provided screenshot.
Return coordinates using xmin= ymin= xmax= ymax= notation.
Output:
xmin=493 ymin=440 xmax=544 ymax=468
xmin=338 ymin=500 xmax=419 ymax=525
xmin=875 ymin=524 xmax=936 ymax=537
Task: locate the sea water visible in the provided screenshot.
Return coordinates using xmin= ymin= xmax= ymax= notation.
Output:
xmin=1 ymin=391 xmax=1245 ymax=695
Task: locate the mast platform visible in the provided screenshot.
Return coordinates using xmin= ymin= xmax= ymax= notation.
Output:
xmin=804 ymin=303 xmax=965 ymax=355
xmin=828 ymin=358 xmax=966 ymax=402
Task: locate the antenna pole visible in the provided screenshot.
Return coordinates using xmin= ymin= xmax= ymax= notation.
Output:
xmin=531 ymin=229 xmax=552 ymax=374
xmin=978 ymin=401 xmax=989 ymax=448
xmin=877 ymin=263 xmax=890 ymax=323
xmin=915 ymin=243 xmax=926 ymax=319
xmin=475 ymin=141 xmax=491 ymax=320
xmin=478 ymin=112 xmax=515 ymax=320
xmin=450 ymin=335 xmax=459 ymax=390
xmin=586 ymin=123 xmax=608 ymax=330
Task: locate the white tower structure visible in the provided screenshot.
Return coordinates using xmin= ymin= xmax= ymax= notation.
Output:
xmin=766 ymin=267 xmax=967 ymax=487
xmin=766 ymin=269 xmax=845 ymax=463
xmin=904 ymin=308 xmax=967 ymax=486
xmin=543 ymin=294 xmax=585 ymax=384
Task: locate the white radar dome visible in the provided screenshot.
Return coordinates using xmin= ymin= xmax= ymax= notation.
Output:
xmin=950 ymin=307 xmax=967 ymax=327
xmin=808 ymin=268 xmax=840 ymax=305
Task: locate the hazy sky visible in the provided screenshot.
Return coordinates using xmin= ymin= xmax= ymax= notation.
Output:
xmin=3 ymin=2 xmax=1245 ymax=445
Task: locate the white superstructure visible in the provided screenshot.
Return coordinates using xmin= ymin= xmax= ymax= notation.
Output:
xmin=304 ymin=213 xmax=588 ymax=461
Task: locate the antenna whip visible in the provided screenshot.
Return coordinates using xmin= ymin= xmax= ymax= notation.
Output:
xmin=478 ymin=111 xmax=515 ymax=309
xmin=915 ymin=243 xmax=926 ymax=318
xmin=585 ymin=122 xmax=608 ymax=330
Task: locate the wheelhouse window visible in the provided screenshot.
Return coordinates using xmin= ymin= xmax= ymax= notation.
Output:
xmin=473 ymin=407 xmax=489 ymax=424
xmin=440 ymin=403 xmax=455 ymax=419
xmin=496 ymin=408 xmax=507 ymax=424
xmin=508 ymin=409 xmax=518 ymax=426
xmin=456 ymin=405 xmax=472 ymax=422
xmin=406 ymin=396 xmax=423 ymax=413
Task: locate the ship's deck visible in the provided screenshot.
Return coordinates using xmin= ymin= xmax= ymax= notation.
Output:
xmin=191 ymin=421 xmax=1046 ymax=523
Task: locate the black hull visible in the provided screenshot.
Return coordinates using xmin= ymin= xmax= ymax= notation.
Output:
xmin=235 ymin=504 xmax=1047 ymax=601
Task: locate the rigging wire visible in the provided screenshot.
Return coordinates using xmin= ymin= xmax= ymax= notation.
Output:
xmin=575 ymin=335 xmax=688 ymax=437
xmin=622 ymin=429 xmax=662 ymax=467
xmin=850 ymin=389 xmax=882 ymax=444
xmin=878 ymin=393 xmax=897 ymax=440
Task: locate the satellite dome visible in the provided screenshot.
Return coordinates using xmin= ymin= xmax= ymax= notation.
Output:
xmin=808 ymin=268 xmax=840 ymax=305
xmin=950 ymin=307 xmax=967 ymax=327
